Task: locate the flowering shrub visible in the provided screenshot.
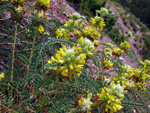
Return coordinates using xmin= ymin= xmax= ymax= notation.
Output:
xmin=0 ymin=1 xmax=149 ymax=113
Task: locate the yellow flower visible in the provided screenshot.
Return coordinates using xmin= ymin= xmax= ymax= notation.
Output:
xmin=96 ymin=10 xmax=100 ymax=13
xmin=37 ymin=25 xmax=44 ymax=34
xmin=103 ymin=58 xmax=113 ymax=69
xmin=78 ymin=93 xmax=93 ymax=113
xmin=99 ymin=7 xmax=109 ymax=16
xmin=69 ymin=12 xmax=85 ymax=20
xmin=55 ymin=27 xmax=70 ymax=40
xmin=16 ymin=5 xmax=23 ymax=13
xmin=94 ymin=40 xmax=99 ymax=46
xmin=140 ymin=60 xmax=150 ymax=74
xmin=64 ymin=19 xmax=83 ymax=28
xmin=34 ymin=10 xmax=46 ymax=19
xmin=0 ymin=73 xmax=5 ymax=81
xmin=73 ymin=29 xmax=82 ymax=38
xmin=77 ymin=37 xmax=95 ymax=57
xmin=96 ymin=82 xmax=124 ymax=113
xmin=125 ymin=31 xmax=133 ymax=38
xmin=107 ymin=95 xmax=115 ymax=104
xmin=90 ymin=16 xmax=106 ymax=31
xmin=136 ymin=82 xmax=147 ymax=91
xmin=47 ymin=46 xmax=86 ymax=81
xmin=104 ymin=47 xmax=112 ymax=57
xmin=11 ymin=0 xmax=25 ymax=6
xmin=112 ymin=48 xmax=123 ymax=57
xmin=83 ymin=26 xmax=101 ymax=39
xmin=36 ymin=0 xmax=50 ymax=10
xmin=120 ymin=41 xmax=131 ymax=51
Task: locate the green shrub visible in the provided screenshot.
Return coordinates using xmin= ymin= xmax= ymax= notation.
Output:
xmin=108 ymin=27 xmax=125 ymax=45
xmin=66 ymin=0 xmax=107 ymax=18
xmin=103 ymin=14 xmax=118 ymax=30
xmin=123 ymin=18 xmax=128 ymax=25
xmin=134 ymin=35 xmax=139 ymax=42
xmin=129 ymin=19 xmax=138 ymax=32
xmin=141 ymin=24 xmax=149 ymax=32
xmin=142 ymin=33 xmax=150 ymax=60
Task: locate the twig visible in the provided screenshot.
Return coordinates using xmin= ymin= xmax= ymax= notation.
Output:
xmin=11 ymin=24 xmax=18 ymax=82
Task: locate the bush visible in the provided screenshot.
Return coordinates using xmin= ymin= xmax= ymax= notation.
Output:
xmin=129 ymin=19 xmax=138 ymax=32
xmin=123 ymin=18 xmax=128 ymax=25
xmin=103 ymin=13 xmax=118 ymax=30
xmin=0 ymin=1 xmax=150 ymax=113
xmin=142 ymin=33 xmax=150 ymax=59
xmin=66 ymin=0 xmax=107 ymax=18
xmin=108 ymin=27 xmax=125 ymax=45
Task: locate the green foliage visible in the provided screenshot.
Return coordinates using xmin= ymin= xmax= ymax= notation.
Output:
xmin=66 ymin=0 xmax=107 ymax=18
xmin=129 ymin=19 xmax=138 ymax=32
xmin=103 ymin=13 xmax=118 ymax=30
xmin=141 ymin=33 xmax=150 ymax=60
xmin=108 ymin=28 xmax=125 ymax=45
xmin=0 ymin=1 xmax=150 ymax=113
xmin=113 ymin=0 xmax=150 ymax=29
xmin=122 ymin=15 xmax=128 ymax=25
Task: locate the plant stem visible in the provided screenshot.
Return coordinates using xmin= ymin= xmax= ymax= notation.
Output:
xmin=11 ymin=24 xmax=18 ymax=83
xmin=27 ymin=36 xmax=36 ymax=76
xmin=23 ymin=36 xmax=36 ymax=92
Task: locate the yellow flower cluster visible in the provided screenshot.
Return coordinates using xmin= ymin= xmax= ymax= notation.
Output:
xmin=11 ymin=0 xmax=25 ymax=6
xmin=69 ymin=12 xmax=85 ymax=20
xmin=140 ymin=60 xmax=150 ymax=74
xmin=133 ymin=68 xmax=149 ymax=91
xmin=0 ymin=73 xmax=5 ymax=82
xmin=97 ymin=7 xmax=109 ymax=16
xmin=95 ymin=81 xmax=126 ymax=113
xmin=37 ymin=25 xmax=45 ymax=34
xmin=110 ymin=63 xmax=150 ymax=91
xmin=83 ymin=26 xmax=101 ymax=40
xmin=77 ymin=37 xmax=95 ymax=56
xmin=57 ymin=11 xmax=105 ymax=45
xmin=56 ymin=13 xmax=84 ymax=39
xmin=47 ymin=37 xmax=96 ymax=81
xmin=48 ymin=46 xmax=86 ymax=81
xmin=10 ymin=0 xmax=25 ymax=23
xmin=55 ymin=28 xmax=70 ymax=40
xmin=112 ymin=47 xmax=123 ymax=57
xmin=94 ymin=39 xmax=99 ymax=46
xmin=124 ymin=31 xmax=133 ymax=38
xmin=64 ymin=19 xmax=83 ymax=28
xmin=34 ymin=10 xmax=46 ymax=19
xmin=33 ymin=0 xmax=50 ymax=34
xmin=131 ymin=60 xmax=150 ymax=91
xmin=48 ymin=37 xmax=95 ymax=81
xmin=36 ymin=0 xmax=50 ymax=11
xmin=120 ymin=41 xmax=131 ymax=51
xmin=90 ymin=16 xmax=106 ymax=31
xmin=16 ymin=5 xmax=23 ymax=13
xmin=111 ymin=64 xmax=135 ymax=88
xmin=102 ymin=58 xmax=113 ymax=69
xmin=76 ymin=82 xmax=126 ymax=113
xmin=111 ymin=74 xmax=135 ymax=88
xmin=76 ymin=93 xmax=93 ymax=113
xmin=104 ymin=47 xmax=112 ymax=57
xmin=121 ymin=64 xmax=134 ymax=78
xmin=76 ymin=61 xmax=149 ymax=113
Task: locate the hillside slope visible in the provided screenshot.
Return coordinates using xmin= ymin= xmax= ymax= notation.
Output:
xmin=0 ymin=0 xmax=146 ymax=72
